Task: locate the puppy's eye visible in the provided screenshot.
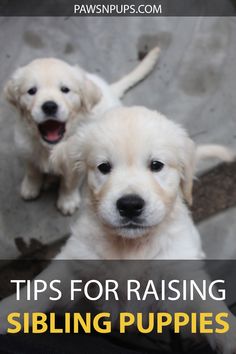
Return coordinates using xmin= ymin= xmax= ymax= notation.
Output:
xmin=150 ymin=160 xmax=164 ymax=172
xmin=27 ymin=87 xmax=37 ymax=95
xmin=61 ymin=86 xmax=70 ymax=94
xmin=97 ymin=162 xmax=112 ymax=175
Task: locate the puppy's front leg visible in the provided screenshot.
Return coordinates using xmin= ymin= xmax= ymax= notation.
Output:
xmin=21 ymin=162 xmax=43 ymax=200
xmin=50 ymin=137 xmax=81 ymax=216
xmin=57 ymin=171 xmax=81 ymax=216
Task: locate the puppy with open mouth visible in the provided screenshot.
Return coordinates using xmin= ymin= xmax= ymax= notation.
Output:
xmin=4 ymin=49 xmax=160 ymax=215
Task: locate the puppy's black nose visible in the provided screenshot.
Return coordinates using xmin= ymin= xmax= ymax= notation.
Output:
xmin=117 ymin=194 xmax=145 ymax=219
xmin=42 ymin=101 xmax=58 ymax=116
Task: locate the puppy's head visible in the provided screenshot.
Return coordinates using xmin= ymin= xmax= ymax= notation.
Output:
xmin=4 ymin=58 xmax=101 ymax=146
xmin=69 ymin=106 xmax=195 ymax=239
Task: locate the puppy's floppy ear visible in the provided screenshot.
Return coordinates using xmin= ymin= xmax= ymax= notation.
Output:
xmin=81 ymin=76 xmax=102 ymax=112
xmin=179 ymin=137 xmax=196 ymax=205
xmin=4 ymin=67 xmax=25 ymax=107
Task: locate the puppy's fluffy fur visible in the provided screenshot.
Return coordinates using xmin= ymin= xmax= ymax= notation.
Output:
xmin=52 ymin=107 xmax=236 ymax=352
xmin=4 ymin=48 xmax=160 ymax=215
xmin=55 ymin=106 xmax=205 ymax=258
xmin=51 ymin=106 xmax=234 ymax=258
xmin=1 ymin=107 xmax=236 ymax=352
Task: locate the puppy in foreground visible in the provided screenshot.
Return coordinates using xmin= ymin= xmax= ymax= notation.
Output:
xmin=0 ymin=107 xmax=235 ymax=352
xmin=4 ymin=48 xmax=160 ymax=215
xmin=54 ymin=106 xmax=233 ymax=257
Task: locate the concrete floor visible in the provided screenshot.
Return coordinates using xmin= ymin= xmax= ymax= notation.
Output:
xmin=0 ymin=17 xmax=236 ymax=259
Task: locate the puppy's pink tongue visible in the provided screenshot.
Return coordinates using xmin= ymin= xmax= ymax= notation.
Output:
xmin=39 ymin=120 xmax=65 ymax=143
xmin=47 ymin=128 xmax=60 ymax=142
xmin=44 ymin=121 xmax=60 ymax=141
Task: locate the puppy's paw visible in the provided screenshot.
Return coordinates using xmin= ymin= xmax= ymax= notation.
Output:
xmin=20 ymin=176 xmax=41 ymax=200
xmin=57 ymin=190 xmax=80 ymax=215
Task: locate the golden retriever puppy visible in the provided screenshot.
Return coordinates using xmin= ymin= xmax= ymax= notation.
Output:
xmin=0 ymin=107 xmax=235 ymax=352
xmin=50 ymin=106 xmax=234 ymax=254
xmin=4 ymin=48 xmax=160 ymax=215
xmin=54 ymin=106 xmax=203 ymax=253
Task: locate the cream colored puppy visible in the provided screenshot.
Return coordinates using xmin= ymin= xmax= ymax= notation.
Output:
xmin=4 ymin=49 xmax=160 ymax=215
xmin=53 ymin=106 xmax=202 ymax=256
xmin=52 ymin=105 xmax=233 ymax=257
xmin=0 ymin=107 xmax=235 ymax=352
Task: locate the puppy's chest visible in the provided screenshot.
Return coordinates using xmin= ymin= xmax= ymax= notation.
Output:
xmin=79 ymin=265 xmax=165 ymax=322
xmin=33 ymin=149 xmax=53 ymax=174
xmin=30 ymin=147 xmax=56 ymax=174
xmin=101 ymin=236 xmax=162 ymax=260
xmin=15 ymin=131 xmax=55 ymax=174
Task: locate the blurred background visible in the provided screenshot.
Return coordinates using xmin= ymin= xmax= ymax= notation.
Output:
xmin=0 ymin=17 xmax=236 ymax=259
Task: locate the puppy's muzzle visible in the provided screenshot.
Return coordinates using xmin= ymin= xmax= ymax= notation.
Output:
xmin=116 ymin=194 xmax=145 ymax=220
xmin=38 ymin=100 xmax=65 ymax=144
xmin=42 ymin=101 xmax=58 ymax=116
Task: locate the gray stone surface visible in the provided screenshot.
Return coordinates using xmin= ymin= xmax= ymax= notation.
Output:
xmin=0 ymin=17 xmax=235 ymax=259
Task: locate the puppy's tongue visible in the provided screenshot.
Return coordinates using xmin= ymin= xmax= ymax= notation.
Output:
xmin=38 ymin=120 xmax=65 ymax=144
